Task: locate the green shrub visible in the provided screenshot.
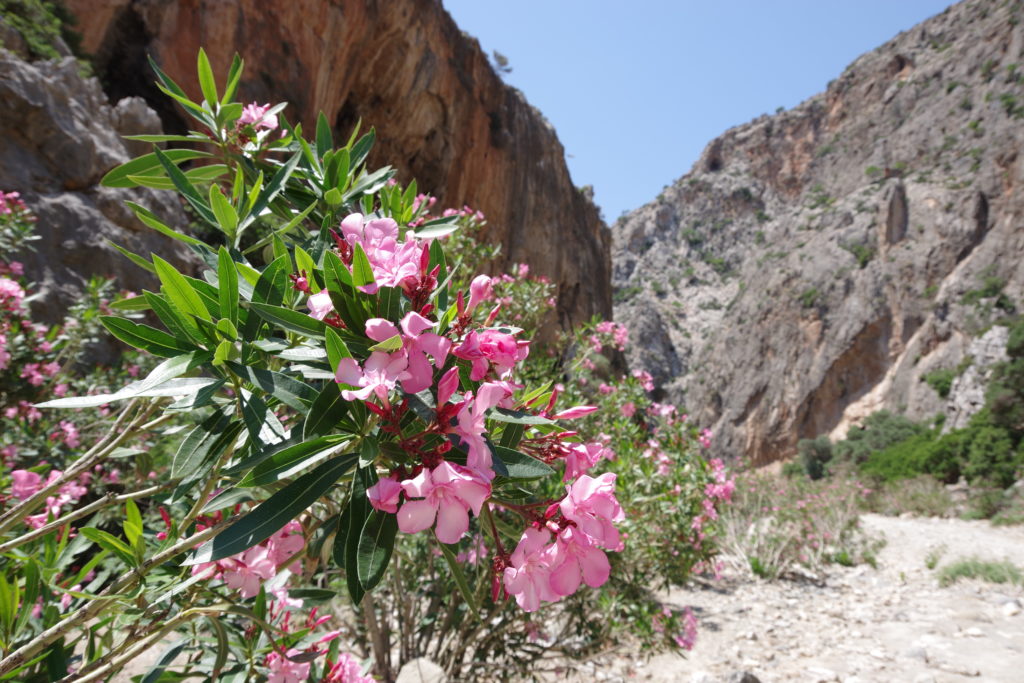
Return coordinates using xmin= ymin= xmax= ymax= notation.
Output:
xmin=938 ymin=557 xmax=1023 ymax=587
xmin=923 ymin=367 xmax=957 ymax=398
xmin=963 ymin=424 xmax=1020 ymax=488
xmin=798 ymin=436 xmax=833 ymax=480
xmin=799 ymin=287 xmax=820 ymax=309
xmin=0 ymin=0 xmax=84 ymax=62
xmin=835 ymin=411 xmax=928 ymax=465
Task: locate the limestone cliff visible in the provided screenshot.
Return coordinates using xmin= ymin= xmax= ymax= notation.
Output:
xmin=614 ymin=0 xmax=1024 ymax=464
xmin=65 ymin=0 xmax=612 ymax=330
xmin=0 ymin=46 xmax=191 ymax=328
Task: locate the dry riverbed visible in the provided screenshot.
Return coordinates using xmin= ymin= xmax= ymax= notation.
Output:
xmin=559 ymin=514 xmax=1024 ymax=683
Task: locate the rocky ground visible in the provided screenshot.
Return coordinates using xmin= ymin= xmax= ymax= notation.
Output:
xmin=557 ymin=514 xmax=1024 ymax=683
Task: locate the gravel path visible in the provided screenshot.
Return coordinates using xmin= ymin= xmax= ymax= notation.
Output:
xmin=562 ymin=514 xmax=1024 ymax=683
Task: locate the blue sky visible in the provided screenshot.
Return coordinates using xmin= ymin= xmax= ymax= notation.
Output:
xmin=442 ymin=1 xmax=954 ymax=221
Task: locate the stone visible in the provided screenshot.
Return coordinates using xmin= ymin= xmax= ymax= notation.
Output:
xmin=727 ymin=672 xmax=761 ymax=683
xmin=804 ymin=666 xmax=838 ymax=682
xmin=0 ymin=50 xmax=192 ymax=352
xmin=395 ymin=657 xmax=446 ymax=683
xmin=1001 ymin=600 xmax=1022 ymax=617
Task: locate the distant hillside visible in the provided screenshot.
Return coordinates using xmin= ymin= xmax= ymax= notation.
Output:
xmin=613 ymin=0 xmax=1024 ymax=464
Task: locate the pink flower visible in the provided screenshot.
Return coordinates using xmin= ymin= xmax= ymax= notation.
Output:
xmin=453 ymin=382 xmax=512 ymax=475
xmin=323 ymin=652 xmax=373 ymax=683
xmin=620 ymin=402 xmax=636 ymax=418
xmin=397 ymin=312 xmax=451 ymax=394
xmin=0 ymin=277 xmax=24 ymax=311
xmin=548 ymin=526 xmax=611 ymax=596
xmin=306 ymin=291 xmax=334 ymax=320
xmin=337 ymin=213 xmax=424 ymax=294
xmin=266 ymin=521 xmax=305 ymax=566
xmin=559 ymin=473 xmax=625 ymax=551
xmin=239 ymin=102 xmax=279 ymax=131
xmin=467 ymin=275 xmax=492 ymax=312
xmin=675 ymin=607 xmax=698 ymax=650
xmin=562 ymin=441 xmax=613 ymax=481
xmin=336 ymin=351 xmax=408 ymax=406
xmin=366 ymin=475 xmax=402 ymax=514
xmin=10 ymin=470 xmax=42 ymax=500
xmin=266 ymin=648 xmax=311 ymax=683
xmin=397 ymin=461 xmax=490 ymax=544
xmin=503 ymin=527 xmax=559 ymax=612
xmin=453 ymin=329 xmax=529 ymax=381
xmin=223 ymin=546 xmax=277 ymax=598
xmin=437 ymin=366 xmax=460 ymax=405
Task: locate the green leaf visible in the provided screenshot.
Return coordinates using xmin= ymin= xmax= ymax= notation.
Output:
xmin=110 ymin=295 xmax=152 ymax=312
xmin=349 ymin=128 xmax=375 ymax=169
xmin=124 ymin=499 xmax=143 ymax=547
xmin=350 ymin=243 xmax=376 ymax=289
xmin=197 ymin=48 xmax=218 ymax=106
xmin=80 ymin=528 xmax=136 ymax=567
xmin=414 ymin=216 xmax=460 ymax=239
xmin=240 ymin=151 xmax=301 ymax=232
xmin=294 ymin=247 xmax=319 ymax=293
xmin=357 ymin=511 xmax=397 ymax=591
xmin=99 ymin=316 xmax=196 ymax=357
xmin=100 ymin=149 xmax=211 ymax=188
xmin=241 ymin=392 xmax=288 ymax=446
xmin=209 ymin=185 xmax=239 ymax=236
xmin=221 ymin=53 xmax=244 ymax=104
xmin=153 ymin=255 xmax=212 ymax=322
xmin=315 ymin=111 xmax=333 ymax=159
xmin=325 ymin=328 xmax=352 ymax=373
xmin=121 ymin=133 xmax=209 ymax=143
xmin=249 ymin=302 xmax=328 ymax=339
xmin=186 ymin=455 xmax=354 ymax=564
xmin=171 ymin=409 xmax=235 ymax=480
xmin=344 ymin=466 xmax=374 ymax=605
xmin=125 ymin=201 xmax=206 ymax=247
xmin=493 ymin=446 xmax=554 ymax=480
xmin=141 ymin=641 xmax=187 ymax=683
xmin=240 ymin=443 xmax=354 ymax=488
xmin=324 ymin=187 xmax=343 ymax=206
xmin=216 ymin=248 xmax=239 ymax=328
xmin=303 ymin=382 xmax=351 ymax=438
xmin=152 ymin=147 xmax=217 ymax=225
xmin=490 ymin=408 xmax=554 ymax=425
xmin=226 ymin=362 xmax=317 ymax=413
xmin=368 ymin=334 xmax=403 ymax=353
xmin=109 ymin=241 xmax=155 ymax=274
xmin=436 ymin=536 xmax=478 ymax=613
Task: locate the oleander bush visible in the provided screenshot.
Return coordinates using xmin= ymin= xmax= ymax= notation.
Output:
xmin=0 ymin=51 xmax=727 ymax=682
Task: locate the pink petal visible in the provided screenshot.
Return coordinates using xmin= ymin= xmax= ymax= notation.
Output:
xmin=400 ymin=311 xmax=434 ymax=337
xmin=401 ymin=469 xmax=433 ymax=498
xmin=549 ymin=558 xmax=581 ymax=596
xmin=335 ymin=357 xmax=363 ymax=385
xmin=365 ymin=318 xmax=400 ymax=342
xmin=437 ymin=367 xmax=460 ymax=405
xmin=417 ymin=332 xmax=451 ymax=366
xmin=397 ymin=499 xmax=436 ymax=535
xmin=580 ymin=546 xmax=611 ymax=587
xmin=434 ymin=501 xmax=469 ymax=544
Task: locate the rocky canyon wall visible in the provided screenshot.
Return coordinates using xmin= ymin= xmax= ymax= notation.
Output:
xmin=64 ymin=0 xmax=612 ymax=330
xmin=613 ymin=0 xmax=1024 ymax=465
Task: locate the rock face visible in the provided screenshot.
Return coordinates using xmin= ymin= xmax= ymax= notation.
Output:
xmin=65 ymin=0 xmax=612 ymax=331
xmin=613 ymin=0 xmax=1024 ymax=464
xmin=0 ymin=48 xmax=191 ymax=328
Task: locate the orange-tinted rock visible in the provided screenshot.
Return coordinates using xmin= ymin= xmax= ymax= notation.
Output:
xmin=67 ymin=0 xmax=611 ymax=331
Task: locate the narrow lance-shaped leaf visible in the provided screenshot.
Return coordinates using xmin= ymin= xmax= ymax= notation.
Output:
xmin=185 ymin=455 xmax=356 ymax=564
xmin=217 ymin=246 xmax=239 ymax=327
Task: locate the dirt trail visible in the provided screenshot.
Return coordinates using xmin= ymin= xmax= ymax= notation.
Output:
xmin=565 ymin=514 xmax=1024 ymax=683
